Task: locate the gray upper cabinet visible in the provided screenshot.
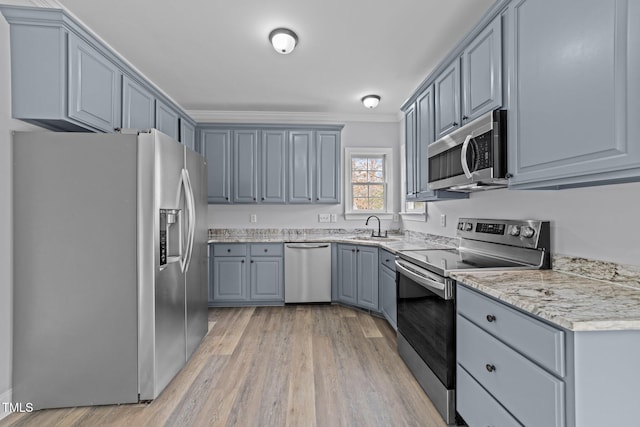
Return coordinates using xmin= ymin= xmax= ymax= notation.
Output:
xmin=288 ymin=131 xmax=314 ymax=203
xmin=233 ymin=129 xmax=259 ymax=203
xmin=0 ymin=6 xmax=194 ymax=136
xmin=67 ymin=34 xmax=122 ymax=133
xmin=122 ymin=75 xmax=154 ymax=131
xmin=461 ymin=15 xmax=502 ymax=123
xmin=405 ymin=86 xmax=468 ymax=202
xmin=315 ymin=130 xmax=341 ymax=203
xmin=434 ymin=60 xmax=461 ymax=139
xmin=180 ymin=120 xmax=196 ymax=151
xmin=508 ymin=0 xmax=640 ymax=189
xmin=261 ymin=130 xmax=287 ymax=203
xmin=404 ymin=104 xmax=417 ymax=200
xmin=155 ymin=100 xmax=180 ymax=141
xmin=201 ymin=129 xmax=232 ymax=203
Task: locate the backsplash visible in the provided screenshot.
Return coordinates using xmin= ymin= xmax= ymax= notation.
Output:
xmin=552 ymin=255 xmax=640 ymax=291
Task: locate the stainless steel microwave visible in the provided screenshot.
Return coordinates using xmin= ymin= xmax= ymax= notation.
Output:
xmin=427 ymin=109 xmax=508 ymax=192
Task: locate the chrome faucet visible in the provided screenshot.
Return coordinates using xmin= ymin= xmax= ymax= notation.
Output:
xmin=365 ymin=215 xmax=386 ymax=238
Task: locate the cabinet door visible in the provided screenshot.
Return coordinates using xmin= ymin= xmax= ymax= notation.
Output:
xmin=68 ymin=34 xmax=121 ymax=132
xmin=122 ymin=75 xmax=155 ymax=131
xmin=316 ymin=130 xmax=340 ymax=203
xmin=356 ymin=246 xmax=379 ymax=311
xmin=233 ymin=130 xmax=259 ymax=203
xmin=379 ymin=265 xmax=397 ymax=330
xmin=201 ymin=129 xmax=232 ymax=203
xmin=261 ymin=130 xmax=287 ymax=203
xmin=212 ymin=257 xmax=247 ymax=301
xmin=180 ymin=120 xmax=196 ymax=151
xmin=461 ymin=15 xmax=502 ymax=123
xmin=404 ymin=104 xmax=417 ymax=199
xmin=155 ymin=100 xmax=179 ymax=140
xmin=288 ymin=131 xmax=314 ymax=203
xmin=337 ymin=245 xmax=358 ymax=305
xmin=250 ymin=257 xmax=284 ymax=301
xmin=434 ymin=60 xmax=461 ymax=139
xmin=509 ymin=0 xmax=640 ymax=189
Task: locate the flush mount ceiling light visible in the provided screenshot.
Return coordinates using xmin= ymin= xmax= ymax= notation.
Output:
xmin=269 ymin=28 xmax=298 ymax=54
xmin=361 ymin=95 xmax=381 ymax=109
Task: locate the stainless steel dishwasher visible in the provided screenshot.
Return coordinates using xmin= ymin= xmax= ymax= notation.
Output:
xmin=284 ymin=243 xmax=332 ymax=303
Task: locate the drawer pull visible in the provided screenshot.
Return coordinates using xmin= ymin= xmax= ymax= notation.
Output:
xmin=485 ymin=363 xmax=496 ymax=373
xmin=227 ymin=249 xmax=231 ymax=253
xmin=486 ymin=314 xmax=496 ymax=322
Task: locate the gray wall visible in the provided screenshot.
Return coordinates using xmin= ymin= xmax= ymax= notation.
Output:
xmin=0 ymin=11 xmax=44 ymax=406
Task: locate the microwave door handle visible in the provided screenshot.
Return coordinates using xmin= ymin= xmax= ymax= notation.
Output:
xmin=461 ymin=134 xmax=474 ymax=179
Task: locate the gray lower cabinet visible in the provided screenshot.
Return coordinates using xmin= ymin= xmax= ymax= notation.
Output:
xmin=508 ymin=0 xmax=640 ymax=189
xmin=379 ymin=250 xmax=397 ymax=330
xmin=210 ymin=243 xmax=283 ymax=306
xmin=456 ymin=283 xmax=640 ymax=427
xmin=337 ymin=244 xmax=379 ymax=311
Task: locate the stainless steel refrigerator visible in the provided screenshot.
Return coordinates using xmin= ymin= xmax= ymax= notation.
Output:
xmin=12 ymin=129 xmax=208 ymax=409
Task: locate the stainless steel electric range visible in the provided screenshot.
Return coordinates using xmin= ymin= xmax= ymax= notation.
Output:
xmin=395 ymin=218 xmax=550 ymax=425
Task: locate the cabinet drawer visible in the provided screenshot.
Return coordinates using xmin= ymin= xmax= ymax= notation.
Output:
xmin=457 ymin=315 xmax=565 ymax=427
xmin=457 ymin=364 xmax=522 ymax=427
xmin=379 ymin=250 xmax=396 ymax=272
xmin=250 ymin=243 xmax=283 ymax=257
xmin=457 ymin=284 xmax=565 ymax=377
xmin=213 ymin=243 xmax=247 ymax=257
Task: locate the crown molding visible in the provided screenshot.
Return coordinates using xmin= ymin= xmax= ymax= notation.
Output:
xmin=29 ymin=0 xmax=62 ymax=7
xmin=187 ymin=110 xmax=401 ymax=124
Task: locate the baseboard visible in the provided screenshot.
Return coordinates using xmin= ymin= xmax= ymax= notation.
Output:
xmin=0 ymin=388 xmax=12 ymax=421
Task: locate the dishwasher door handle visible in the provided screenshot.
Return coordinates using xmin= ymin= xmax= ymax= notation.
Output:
xmin=285 ymin=244 xmax=330 ymax=249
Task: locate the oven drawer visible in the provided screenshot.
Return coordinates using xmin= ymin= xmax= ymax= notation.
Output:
xmin=457 ymin=284 xmax=565 ymax=377
xmin=457 ymin=315 xmax=565 ymax=427
xmin=457 ymin=363 xmax=522 ymax=427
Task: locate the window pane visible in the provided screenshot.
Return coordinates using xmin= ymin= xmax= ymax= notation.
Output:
xmin=368 ymin=158 xmax=383 ymax=170
xmin=367 ymin=171 xmax=384 ymax=182
xmin=352 ymin=158 xmax=368 ymax=170
xmin=369 ymin=184 xmax=384 ymax=198
xmin=369 ymin=198 xmax=385 ymax=210
xmin=353 ymin=198 xmax=368 ymax=210
xmin=352 ymin=184 xmax=368 ymax=198
xmin=352 ymin=170 xmax=368 ymax=182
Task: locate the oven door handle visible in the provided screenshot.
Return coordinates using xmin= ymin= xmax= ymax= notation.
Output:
xmin=395 ymin=259 xmax=451 ymax=299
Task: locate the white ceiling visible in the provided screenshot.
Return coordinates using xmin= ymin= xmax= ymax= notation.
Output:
xmin=55 ymin=0 xmax=495 ymax=121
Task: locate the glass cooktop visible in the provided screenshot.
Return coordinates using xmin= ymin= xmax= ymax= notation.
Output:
xmin=397 ymin=248 xmax=532 ymax=277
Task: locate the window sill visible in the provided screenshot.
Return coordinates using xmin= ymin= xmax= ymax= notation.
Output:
xmin=344 ymin=212 xmax=394 ymax=221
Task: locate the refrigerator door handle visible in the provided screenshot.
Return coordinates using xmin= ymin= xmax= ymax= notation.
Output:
xmin=181 ymin=168 xmax=196 ymax=272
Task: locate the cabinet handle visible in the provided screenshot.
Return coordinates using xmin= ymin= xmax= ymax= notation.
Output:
xmin=485 ymin=364 xmax=496 ymax=373
xmin=486 ymin=314 xmax=496 ymax=322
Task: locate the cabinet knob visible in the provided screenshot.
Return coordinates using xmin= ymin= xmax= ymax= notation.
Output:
xmin=241 ymin=260 xmax=245 ymax=263
xmin=250 ymin=260 xmax=254 ymax=263
xmin=385 ymin=259 xmax=390 ymax=262
xmin=225 ymin=197 xmax=229 ymax=201
xmin=227 ymin=249 xmax=231 ymax=253
xmin=253 ymin=197 xmax=256 ymax=201
xmin=352 ymin=249 xmax=355 ymax=253
xmin=308 ymin=198 xmax=311 ymax=201
xmin=261 ymin=197 xmax=265 ymax=201
xmin=485 ymin=364 xmax=496 ymax=373
xmin=486 ymin=314 xmax=496 ymax=322
xmin=264 ymin=249 xmax=268 ymax=252
xmin=452 ymin=122 xmax=459 ymax=127
xmin=462 ymin=115 xmax=468 ymax=120
xmin=356 ymin=249 xmax=360 ymax=253
xmin=316 ymin=197 xmax=320 ymax=201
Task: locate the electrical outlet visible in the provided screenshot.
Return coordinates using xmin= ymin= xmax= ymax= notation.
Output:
xmin=440 ymin=214 xmax=446 ymax=227
xmin=318 ymin=213 xmax=331 ymax=223
xmin=250 ymin=214 xmax=257 ymax=223
xmin=330 ymin=214 xmax=337 ymax=222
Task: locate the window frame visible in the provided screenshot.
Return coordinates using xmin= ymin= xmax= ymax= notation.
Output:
xmin=344 ymin=147 xmax=394 ymax=220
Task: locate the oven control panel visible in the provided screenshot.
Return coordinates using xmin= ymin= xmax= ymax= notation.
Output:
xmin=457 ymin=218 xmax=549 ymax=249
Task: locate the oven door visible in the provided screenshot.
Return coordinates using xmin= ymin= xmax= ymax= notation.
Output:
xmin=396 ymin=260 xmax=455 ymax=389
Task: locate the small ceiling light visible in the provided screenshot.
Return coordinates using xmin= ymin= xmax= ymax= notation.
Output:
xmin=361 ymin=95 xmax=381 ymax=109
xmin=269 ymin=28 xmax=298 ymax=54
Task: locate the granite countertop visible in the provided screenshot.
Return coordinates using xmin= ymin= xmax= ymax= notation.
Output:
xmin=208 ymin=234 xmax=451 ymax=254
xmin=451 ymin=269 xmax=640 ymax=332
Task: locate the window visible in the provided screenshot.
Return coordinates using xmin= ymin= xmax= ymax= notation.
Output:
xmin=344 ymin=147 xmax=394 ymax=219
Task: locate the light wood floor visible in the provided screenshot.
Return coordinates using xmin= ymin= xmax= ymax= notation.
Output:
xmin=1 ymin=305 xmax=446 ymax=427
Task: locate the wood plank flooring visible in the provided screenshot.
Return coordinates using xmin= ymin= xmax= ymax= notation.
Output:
xmin=0 ymin=305 xmax=446 ymax=427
